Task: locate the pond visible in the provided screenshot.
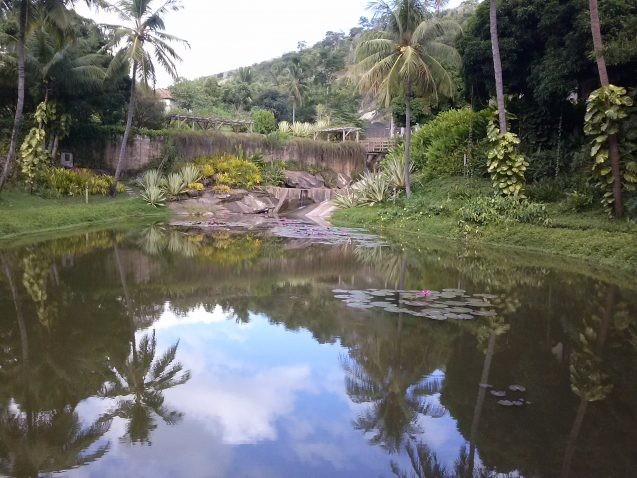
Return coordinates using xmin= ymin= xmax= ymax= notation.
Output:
xmin=0 ymin=224 xmax=635 ymax=478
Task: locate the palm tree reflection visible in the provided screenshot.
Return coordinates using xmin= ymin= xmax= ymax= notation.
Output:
xmin=99 ymin=331 xmax=191 ymax=445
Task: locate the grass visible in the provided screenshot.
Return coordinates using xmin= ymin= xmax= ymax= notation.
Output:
xmin=332 ymin=177 xmax=637 ymax=275
xmin=0 ymin=188 xmax=168 ymax=241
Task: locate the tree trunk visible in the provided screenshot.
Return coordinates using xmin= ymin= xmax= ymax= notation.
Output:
xmin=292 ymin=102 xmax=296 ymax=124
xmin=113 ymin=61 xmax=138 ymax=194
xmin=490 ymin=0 xmax=507 ymax=134
xmin=404 ymin=77 xmax=412 ymax=198
xmin=0 ymin=1 xmax=28 ymax=193
xmin=589 ymin=0 xmax=623 ymax=218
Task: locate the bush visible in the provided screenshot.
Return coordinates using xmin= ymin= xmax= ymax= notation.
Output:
xmin=411 ymin=108 xmax=489 ymax=179
xmin=457 ymin=196 xmax=550 ymax=226
xmin=252 ymin=109 xmax=277 ymax=134
xmin=261 ymin=161 xmax=286 ymax=186
xmin=42 ymin=168 xmax=122 ymax=196
xmin=194 ymin=154 xmax=262 ymax=189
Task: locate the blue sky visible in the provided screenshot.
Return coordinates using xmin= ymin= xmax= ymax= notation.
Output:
xmin=78 ymin=0 xmax=465 ymax=86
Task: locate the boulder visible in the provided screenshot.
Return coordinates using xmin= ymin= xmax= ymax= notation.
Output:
xmin=221 ymin=191 xmax=278 ymax=215
xmin=283 ymin=170 xmax=325 ymax=189
xmin=335 ymin=173 xmax=352 ymax=189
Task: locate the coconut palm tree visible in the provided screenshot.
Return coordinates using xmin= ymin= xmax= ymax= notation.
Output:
xmin=0 ymin=0 xmax=106 ymax=193
xmin=104 ymin=0 xmax=189 ymax=192
xmin=588 ymin=0 xmax=623 ymax=218
xmin=354 ymin=0 xmax=461 ymax=197
xmin=489 ymin=0 xmax=506 ymax=134
xmin=283 ymin=63 xmax=305 ymax=124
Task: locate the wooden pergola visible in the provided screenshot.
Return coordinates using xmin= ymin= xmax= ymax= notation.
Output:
xmin=313 ymin=126 xmax=362 ymax=142
xmin=169 ymin=114 xmax=254 ymax=133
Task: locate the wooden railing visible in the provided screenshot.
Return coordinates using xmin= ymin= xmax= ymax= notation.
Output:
xmin=362 ymin=138 xmax=396 ymax=153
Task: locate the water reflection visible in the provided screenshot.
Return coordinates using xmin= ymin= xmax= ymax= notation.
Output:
xmin=0 ymin=229 xmax=635 ymax=477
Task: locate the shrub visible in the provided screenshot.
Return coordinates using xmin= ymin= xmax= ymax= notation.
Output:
xmin=382 ymin=147 xmax=414 ymax=192
xmin=457 ymin=196 xmax=550 ymax=226
xmin=252 ymin=109 xmax=277 ymax=134
xmin=187 ymin=182 xmax=205 ymax=191
xmin=563 ymin=191 xmax=594 ymax=212
xmin=194 ymin=155 xmax=261 ymax=189
xmin=261 ymin=161 xmax=286 ymax=186
xmin=141 ymin=185 xmax=166 ymax=207
xmin=180 ymin=164 xmax=202 ymax=185
xmin=411 ymin=108 xmax=489 ymax=179
xmin=43 ymin=167 xmax=122 ymax=196
xmin=162 ymin=172 xmax=187 ymax=199
xmin=138 ymin=169 xmax=162 ymax=191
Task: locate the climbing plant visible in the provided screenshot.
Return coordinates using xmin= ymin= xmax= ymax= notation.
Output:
xmin=486 ymin=111 xmax=529 ymax=198
xmin=584 ymin=85 xmax=637 ymax=215
xmin=19 ymin=102 xmax=55 ymax=191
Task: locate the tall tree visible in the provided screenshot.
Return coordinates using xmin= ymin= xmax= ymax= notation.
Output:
xmin=283 ymin=63 xmax=304 ymax=124
xmin=489 ymin=0 xmax=506 ymax=134
xmin=588 ymin=0 xmax=623 ymax=218
xmin=354 ymin=0 xmax=461 ymax=197
xmin=0 ymin=0 xmax=105 ymax=193
xmin=105 ymin=0 xmax=188 ymax=192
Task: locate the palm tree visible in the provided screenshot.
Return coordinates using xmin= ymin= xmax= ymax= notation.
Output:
xmin=588 ymin=0 xmax=623 ymax=218
xmin=283 ymin=63 xmax=305 ymax=124
xmin=0 ymin=0 xmax=105 ymax=193
xmin=354 ymin=0 xmax=461 ymax=197
xmin=489 ymin=0 xmax=506 ymax=134
xmin=105 ymin=0 xmax=189 ymax=192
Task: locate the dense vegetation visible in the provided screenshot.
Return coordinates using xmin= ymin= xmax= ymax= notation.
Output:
xmin=0 ymin=0 xmax=635 ymax=264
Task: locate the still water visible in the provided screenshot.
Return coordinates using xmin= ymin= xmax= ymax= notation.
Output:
xmin=0 ymin=225 xmax=635 ymax=478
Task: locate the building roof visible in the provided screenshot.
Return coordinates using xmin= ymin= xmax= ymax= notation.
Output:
xmin=156 ymin=88 xmax=174 ymax=100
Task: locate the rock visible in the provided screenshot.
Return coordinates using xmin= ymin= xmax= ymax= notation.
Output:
xmin=284 ymin=171 xmax=325 ymax=189
xmin=336 ymin=173 xmax=352 ymax=188
xmin=221 ymin=191 xmax=278 ymax=214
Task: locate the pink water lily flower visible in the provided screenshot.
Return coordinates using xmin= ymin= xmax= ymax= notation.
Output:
xmin=419 ymin=290 xmax=432 ymax=297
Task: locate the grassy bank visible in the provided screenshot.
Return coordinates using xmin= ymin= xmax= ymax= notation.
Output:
xmin=0 ymin=189 xmax=168 ymax=241
xmin=332 ymin=177 xmax=637 ymax=274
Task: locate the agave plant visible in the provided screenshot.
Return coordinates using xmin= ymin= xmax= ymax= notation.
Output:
xmin=141 ymin=185 xmax=166 ymax=207
xmin=291 ymin=122 xmax=315 ymax=138
xmin=162 ymin=172 xmax=187 ymax=199
xmin=137 ymin=169 xmax=163 ymax=190
xmin=383 ymin=149 xmax=414 ymax=192
xmin=353 ymin=172 xmax=390 ymax=205
xmin=333 ymin=190 xmax=361 ymax=209
xmin=180 ymin=164 xmax=202 ymax=186
xmin=278 ymin=121 xmax=291 ymax=134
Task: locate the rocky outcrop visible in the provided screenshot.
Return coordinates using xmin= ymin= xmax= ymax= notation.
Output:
xmin=283 ymin=171 xmax=325 ymax=189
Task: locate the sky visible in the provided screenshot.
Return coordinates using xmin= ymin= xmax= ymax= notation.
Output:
xmin=77 ymin=0 xmax=464 ymax=87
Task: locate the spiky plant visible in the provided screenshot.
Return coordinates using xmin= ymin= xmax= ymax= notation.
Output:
xmin=180 ymin=164 xmax=202 ymax=185
xmin=138 ymin=169 xmax=163 ymax=190
xmin=162 ymin=172 xmax=187 ymax=199
xmin=140 ymin=185 xmax=166 ymax=207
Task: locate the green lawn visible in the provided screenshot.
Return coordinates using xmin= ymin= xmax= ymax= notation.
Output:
xmin=0 ymin=189 xmax=168 ymax=240
xmin=332 ymin=177 xmax=637 ymax=275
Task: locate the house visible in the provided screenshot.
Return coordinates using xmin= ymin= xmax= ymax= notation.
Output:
xmin=156 ymin=89 xmax=177 ymax=113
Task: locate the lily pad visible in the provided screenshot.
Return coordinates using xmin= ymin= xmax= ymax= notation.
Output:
xmin=509 ymin=385 xmax=526 ymax=392
xmin=490 ymin=390 xmax=506 ymax=397
xmin=497 ymin=400 xmax=514 ymax=407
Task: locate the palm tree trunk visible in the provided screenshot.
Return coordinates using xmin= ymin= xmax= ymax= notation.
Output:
xmin=292 ymin=102 xmax=296 ymax=124
xmin=466 ymin=333 xmax=496 ymax=477
xmin=490 ymin=0 xmax=507 ymax=134
xmin=113 ymin=61 xmax=138 ymax=193
xmin=0 ymin=1 xmax=28 ymax=193
xmin=589 ymin=0 xmax=623 ymax=218
xmin=404 ymin=77 xmax=412 ymax=198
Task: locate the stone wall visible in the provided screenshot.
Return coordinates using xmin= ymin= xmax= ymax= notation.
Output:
xmin=63 ymin=131 xmax=366 ymax=176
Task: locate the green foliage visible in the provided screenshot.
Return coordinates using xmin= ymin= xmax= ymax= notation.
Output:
xmin=20 ymin=102 xmax=52 ymax=191
xmin=260 ymin=161 xmax=286 ymax=186
xmin=43 ymin=167 xmax=122 ymax=196
xmin=251 ymin=109 xmax=277 ymax=134
xmin=140 ymin=185 xmax=166 ymax=207
xmin=162 ymin=172 xmax=187 ymax=200
xmin=486 ymin=113 xmax=529 ymax=198
xmin=411 ymin=107 xmax=489 ymax=179
xmin=334 ymin=171 xmax=390 ymax=208
xmin=382 ymin=148 xmax=414 ymax=192
xmin=137 ymin=169 xmax=163 ymax=191
xmin=194 ymin=155 xmax=262 ymax=189
xmin=584 ymin=85 xmax=636 ymax=214
xmin=457 ymin=196 xmax=550 ymax=226
xmin=179 ymin=164 xmax=202 ymax=186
